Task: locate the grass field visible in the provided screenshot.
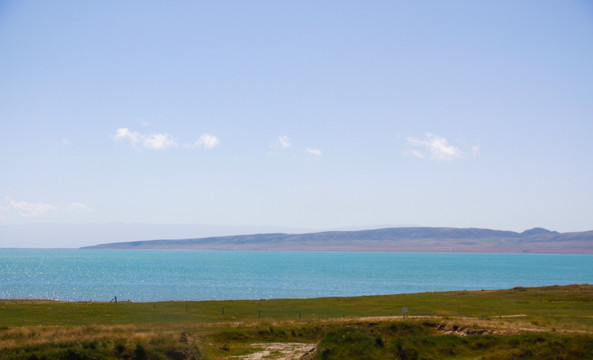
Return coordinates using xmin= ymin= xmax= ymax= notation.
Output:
xmin=1 ymin=284 xmax=592 ymax=359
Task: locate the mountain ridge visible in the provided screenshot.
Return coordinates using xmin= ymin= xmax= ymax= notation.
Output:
xmin=81 ymin=227 xmax=593 ymax=254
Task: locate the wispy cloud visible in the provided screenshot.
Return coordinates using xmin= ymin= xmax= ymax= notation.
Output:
xmin=277 ymin=136 xmax=291 ymax=149
xmin=405 ymin=133 xmax=476 ymax=161
xmin=187 ymin=133 xmax=220 ymax=150
xmin=113 ymin=128 xmax=220 ymax=151
xmin=113 ymin=128 xmax=178 ymax=150
xmin=6 ymin=197 xmax=57 ymax=217
xmin=4 ymin=198 xmax=92 ymax=217
xmin=305 ymin=148 xmax=323 ymax=160
xmin=269 ymin=136 xmax=322 ymax=161
xmin=64 ymin=202 xmax=93 ymax=213
xmin=269 ymin=136 xmax=292 ymax=153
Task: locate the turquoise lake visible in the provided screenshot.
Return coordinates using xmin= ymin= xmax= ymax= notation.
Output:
xmin=1 ymin=249 xmax=592 ymax=302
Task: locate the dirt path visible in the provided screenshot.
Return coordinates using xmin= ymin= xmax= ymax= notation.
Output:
xmin=229 ymin=342 xmax=316 ymax=360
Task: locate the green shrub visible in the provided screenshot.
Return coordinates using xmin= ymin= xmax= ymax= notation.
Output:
xmin=315 ymin=327 xmax=382 ymax=360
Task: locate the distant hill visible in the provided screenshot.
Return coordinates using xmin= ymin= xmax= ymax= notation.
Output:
xmin=81 ymin=227 xmax=593 ymax=254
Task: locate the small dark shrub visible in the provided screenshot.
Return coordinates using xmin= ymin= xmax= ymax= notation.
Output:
xmin=114 ymin=343 xmax=126 ymax=354
xmin=375 ymin=336 xmax=384 ymax=347
xmin=394 ymin=341 xmax=418 ymax=360
xmin=134 ymin=344 xmax=147 ymax=360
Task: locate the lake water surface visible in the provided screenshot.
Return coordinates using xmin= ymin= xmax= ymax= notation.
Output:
xmin=1 ymin=249 xmax=592 ymax=302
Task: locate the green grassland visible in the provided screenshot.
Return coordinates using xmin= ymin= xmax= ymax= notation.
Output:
xmin=1 ymin=284 xmax=592 ymax=359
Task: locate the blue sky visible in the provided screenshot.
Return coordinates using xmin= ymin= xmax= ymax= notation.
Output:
xmin=1 ymin=1 xmax=592 ymax=246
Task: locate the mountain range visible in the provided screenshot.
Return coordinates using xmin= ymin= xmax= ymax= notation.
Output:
xmin=81 ymin=227 xmax=593 ymax=254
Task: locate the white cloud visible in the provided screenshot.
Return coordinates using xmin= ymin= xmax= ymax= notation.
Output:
xmin=188 ymin=133 xmax=220 ymax=150
xmin=113 ymin=128 xmax=221 ymax=152
xmin=60 ymin=138 xmax=70 ymax=146
xmin=113 ymin=128 xmax=141 ymax=145
xmin=143 ymin=133 xmax=177 ymax=150
xmin=278 ymin=136 xmax=291 ymax=149
xmin=305 ymin=148 xmax=322 ymax=160
xmin=405 ymin=133 xmax=473 ymax=161
xmin=269 ymin=136 xmax=292 ymax=153
xmin=113 ymin=128 xmax=178 ymax=150
xmin=64 ymin=202 xmax=92 ymax=213
xmin=6 ymin=197 xmax=57 ymax=217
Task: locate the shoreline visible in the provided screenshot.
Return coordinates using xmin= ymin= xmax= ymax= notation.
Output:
xmin=1 ymin=283 xmax=590 ymax=304
xmin=3 ymin=247 xmax=593 ymax=254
